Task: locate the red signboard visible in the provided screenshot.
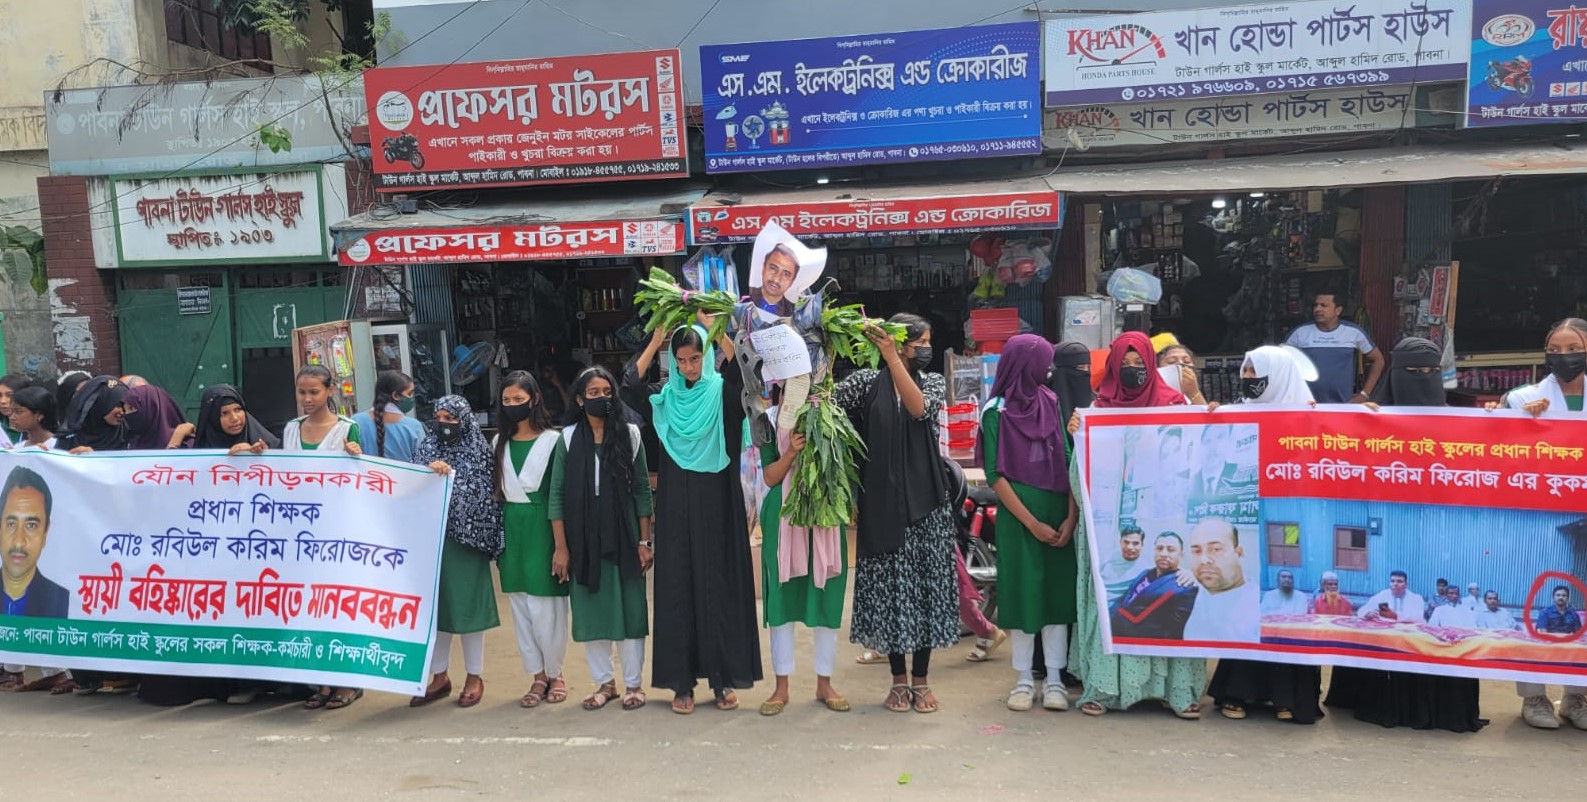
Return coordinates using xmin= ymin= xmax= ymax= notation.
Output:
xmin=363 ymin=50 xmax=686 ymax=191
xmin=338 ymin=222 xmax=683 ymax=265
xmin=687 ymin=189 xmax=1062 ymax=244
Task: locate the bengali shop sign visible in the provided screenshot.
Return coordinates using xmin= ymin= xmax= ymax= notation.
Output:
xmin=1043 ymin=1 xmax=1471 ymax=107
xmin=339 ymin=221 xmax=684 ymax=265
xmin=110 ymin=170 xmax=335 ymax=267
xmin=1466 ymin=1 xmax=1587 ymax=127
xmin=1044 ymin=86 xmax=1417 ymax=149
xmin=0 ymin=451 xmax=450 ymax=695
xmin=699 ymin=23 xmax=1042 ymax=173
xmin=363 ymin=49 xmax=686 ymax=190
xmin=1077 ymin=406 xmax=1587 ymax=685
xmin=687 ymin=190 xmax=1061 ymax=245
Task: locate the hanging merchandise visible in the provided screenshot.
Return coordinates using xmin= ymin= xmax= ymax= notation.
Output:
xmin=681 ymin=245 xmax=740 ymax=298
xmin=994 ymin=239 xmax=1052 ymax=286
xmin=1106 ymin=267 xmax=1164 ymax=304
xmin=330 ymin=334 xmax=354 ymax=378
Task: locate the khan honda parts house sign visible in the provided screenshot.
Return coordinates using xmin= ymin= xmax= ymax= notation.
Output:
xmin=363 ymin=50 xmax=687 ymax=190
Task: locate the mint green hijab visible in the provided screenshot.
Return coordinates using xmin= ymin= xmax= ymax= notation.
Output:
xmin=651 ymin=325 xmax=729 ymax=473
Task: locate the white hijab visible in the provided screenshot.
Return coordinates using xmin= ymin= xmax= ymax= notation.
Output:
xmin=1242 ymin=345 xmax=1318 ymax=405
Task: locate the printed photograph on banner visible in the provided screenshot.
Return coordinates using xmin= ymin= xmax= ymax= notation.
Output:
xmin=0 ymin=450 xmax=450 ymax=696
xmin=1088 ymin=421 xmax=1261 ymax=645
xmin=1078 ymin=406 xmax=1587 ymax=686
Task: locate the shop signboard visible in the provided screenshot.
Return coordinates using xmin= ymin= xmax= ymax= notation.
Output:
xmin=362 ymin=50 xmax=687 ymax=190
xmin=45 ymin=75 xmax=365 ymax=175
xmin=687 ymin=189 xmax=1061 ymax=245
xmin=1045 ymin=86 xmax=1421 ymax=149
xmin=1466 ymin=1 xmax=1587 ymax=127
xmin=339 ymin=221 xmax=683 ymax=265
xmin=1043 ymin=1 xmax=1471 ymax=107
xmin=110 ymin=169 xmax=333 ymax=267
xmin=699 ymin=23 xmax=1042 ymax=173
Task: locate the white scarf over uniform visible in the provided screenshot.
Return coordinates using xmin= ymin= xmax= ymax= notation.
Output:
xmin=1242 ymin=345 xmax=1318 ymax=405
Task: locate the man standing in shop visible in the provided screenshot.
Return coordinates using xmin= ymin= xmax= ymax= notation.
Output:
xmin=1284 ymin=292 xmax=1385 ymax=403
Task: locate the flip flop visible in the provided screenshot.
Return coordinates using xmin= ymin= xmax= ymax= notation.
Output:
xmin=714 ymin=690 xmax=739 ymax=711
xmin=855 ymin=650 xmax=889 ymax=665
xmin=673 ymin=694 xmax=696 ymax=715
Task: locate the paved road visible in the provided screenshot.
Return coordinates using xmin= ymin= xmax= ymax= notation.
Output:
xmin=3 ymin=600 xmax=1578 ymax=801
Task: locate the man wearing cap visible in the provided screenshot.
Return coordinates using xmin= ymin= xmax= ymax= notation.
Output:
xmin=728 ymin=221 xmax=829 ymax=443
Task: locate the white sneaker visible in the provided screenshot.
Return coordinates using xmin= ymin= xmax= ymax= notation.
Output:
xmin=1560 ymin=694 xmax=1587 ymax=731
xmin=1006 ymin=683 xmax=1035 ymax=711
xmin=1042 ymin=683 xmax=1070 ymax=711
xmin=1523 ymin=695 xmax=1561 ymax=729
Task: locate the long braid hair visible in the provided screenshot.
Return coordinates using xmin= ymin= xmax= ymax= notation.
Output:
xmin=493 ymin=370 xmax=556 ymax=501
xmin=369 ymin=370 xmax=413 ymax=458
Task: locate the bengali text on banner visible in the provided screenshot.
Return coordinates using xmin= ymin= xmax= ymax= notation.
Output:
xmin=0 ymin=450 xmax=451 ymax=695
xmin=1076 ymin=405 xmax=1587 ymax=685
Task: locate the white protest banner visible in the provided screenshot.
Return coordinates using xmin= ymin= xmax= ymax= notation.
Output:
xmin=749 ymin=323 xmax=814 ymax=382
xmin=1076 ymin=405 xmax=1587 ymax=686
xmin=0 ymin=450 xmax=450 ymax=695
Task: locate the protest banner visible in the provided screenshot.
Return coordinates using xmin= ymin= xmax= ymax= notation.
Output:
xmin=0 ymin=450 xmax=450 ymax=695
xmin=1076 ymin=405 xmax=1587 ymax=685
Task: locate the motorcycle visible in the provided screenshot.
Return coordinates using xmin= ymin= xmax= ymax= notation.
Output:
xmin=1486 ymin=57 xmax=1534 ymax=99
xmin=946 ymin=457 xmax=999 ymax=624
xmin=381 ymin=132 xmax=426 ymax=169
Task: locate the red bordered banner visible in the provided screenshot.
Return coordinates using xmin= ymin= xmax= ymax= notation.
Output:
xmin=338 ymin=222 xmax=683 ymax=265
xmin=687 ymin=189 xmax=1062 ymax=244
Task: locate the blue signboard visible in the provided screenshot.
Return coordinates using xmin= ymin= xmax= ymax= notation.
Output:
xmin=1468 ymin=2 xmax=1587 ymax=127
xmin=699 ymin=23 xmax=1043 ymax=173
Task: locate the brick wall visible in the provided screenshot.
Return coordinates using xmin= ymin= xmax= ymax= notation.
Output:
xmin=37 ymin=175 xmax=121 ymax=376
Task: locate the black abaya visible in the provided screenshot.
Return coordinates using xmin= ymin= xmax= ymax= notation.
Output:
xmin=625 ymin=362 xmax=762 ymax=695
xmin=1209 ymin=658 xmax=1324 ymax=724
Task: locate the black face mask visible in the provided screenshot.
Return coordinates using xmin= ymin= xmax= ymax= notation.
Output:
xmin=1546 ymin=352 xmax=1587 ymax=382
xmin=432 ymin=420 xmax=463 ymax=444
xmin=498 ymin=401 xmax=533 ymax=426
xmin=1120 ymin=366 xmax=1149 ymax=389
xmin=1241 ymin=377 xmax=1269 ymax=400
xmin=122 ymin=409 xmax=150 ymax=435
xmin=910 ymin=346 xmax=933 ymax=370
xmin=582 ymin=396 xmax=614 ymax=419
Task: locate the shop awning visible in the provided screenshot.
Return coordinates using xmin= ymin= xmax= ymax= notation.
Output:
xmin=687 ymin=177 xmax=1062 ymax=245
xmin=1041 ymin=141 xmax=1587 ymax=196
xmin=330 ymin=184 xmax=708 ymax=265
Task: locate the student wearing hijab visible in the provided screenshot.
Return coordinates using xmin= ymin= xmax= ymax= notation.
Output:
xmin=1206 ymin=345 xmax=1323 ymax=725
xmin=1049 ymin=341 xmax=1096 ymax=436
xmin=626 ymin=323 xmax=760 ymax=714
xmin=0 ymin=374 xmax=30 ymax=447
xmin=493 ymin=371 xmax=570 ymax=709
xmin=122 ymin=384 xmax=190 ymax=450
xmin=1070 ymin=334 xmax=1204 ymax=719
xmin=410 ymin=396 xmax=498 ymax=709
xmin=1491 ymin=318 xmax=1587 ymax=730
xmin=982 ymin=335 xmax=1077 ymax=712
xmin=1322 ymin=337 xmax=1483 ymax=733
xmin=549 ymin=366 xmax=655 ymax=712
xmin=57 ymin=376 xmax=130 ymax=453
xmin=834 ymin=313 xmax=959 ymax=714
xmin=352 ymin=371 xmax=423 ymax=462
xmin=186 ymin=384 xmax=279 ymax=455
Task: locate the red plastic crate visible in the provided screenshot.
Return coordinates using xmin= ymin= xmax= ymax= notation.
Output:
xmin=980 ymin=339 xmax=1006 ymax=354
xmin=970 ymin=308 xmax=1021 ymax=342
xmin=947 ymin=420 xmax=978 ymax=436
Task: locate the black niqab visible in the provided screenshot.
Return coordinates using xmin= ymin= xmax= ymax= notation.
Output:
xmin=1373 ymin=337 xmax=1445 ymax=407
xmin=1049 ymin=340 xmax=1096 ymax=434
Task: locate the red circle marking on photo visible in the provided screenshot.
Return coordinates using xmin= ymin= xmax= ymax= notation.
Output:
xmin=1521 ymin=571 xmax=1587 ymax=643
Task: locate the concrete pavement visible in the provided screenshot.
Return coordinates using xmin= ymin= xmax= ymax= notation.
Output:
xmin=2 ymin=595 xmax=1580 ymax=801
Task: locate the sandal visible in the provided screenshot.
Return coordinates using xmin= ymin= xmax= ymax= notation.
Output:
xmin=1220 ymin=703 xmax=1247 ymax=720
xmin=0 ymin=670 xmax=25 ymax=691
xmin=885 ymin=683 xmax=912 ymax=712
xmin=98 ymin=678 xmax=137 ymax=694
xmin=521 ymin=679 xmax=549 ymax=708
xmin=1081 ymin=700 xmax=1108 ymax=716
xmin=856 ymin=650 xmax=889 ymax=665
xmin=672 ymin=693 xmax=696 ymax=715
xmin=966 ymin=629 xmax=1009 ymax=663
xmin=910 ymin=684 xmax=938 ymax=714
xmin=324 ymin=688 xmax=364 ymax=710
xmin=545 ymin=676 xmax=568 ymax=704
xmin=457 ymin=677 xmax=483 ymax=708
xmin=304 ymin=690 xmax=332 ymax=710
xmin=410 ymin=677 xmax=452 ymax=708
xmin=1275 ymin=708 xmax=1293 ymax=721
xmin=621 ymin=687 xmax=646 ymax=710
xmin=18 ymin=673 xmax=64 ymax=693
xmin=1175 ymin=703 xmax=1203 ymax=720
xmin=714 ymin=690 xmax=739 ymax=711
xmin=48 ymin=676 xmax=81 ymax=695
xmin=583 ymin=681 xmax=618 ymax=711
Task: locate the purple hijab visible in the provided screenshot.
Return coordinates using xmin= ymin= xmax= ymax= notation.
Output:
xmin=124 ymin=384 xmax=188 ymax=450
xmin=986 ymin=334 xmax=1066 ymax=493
